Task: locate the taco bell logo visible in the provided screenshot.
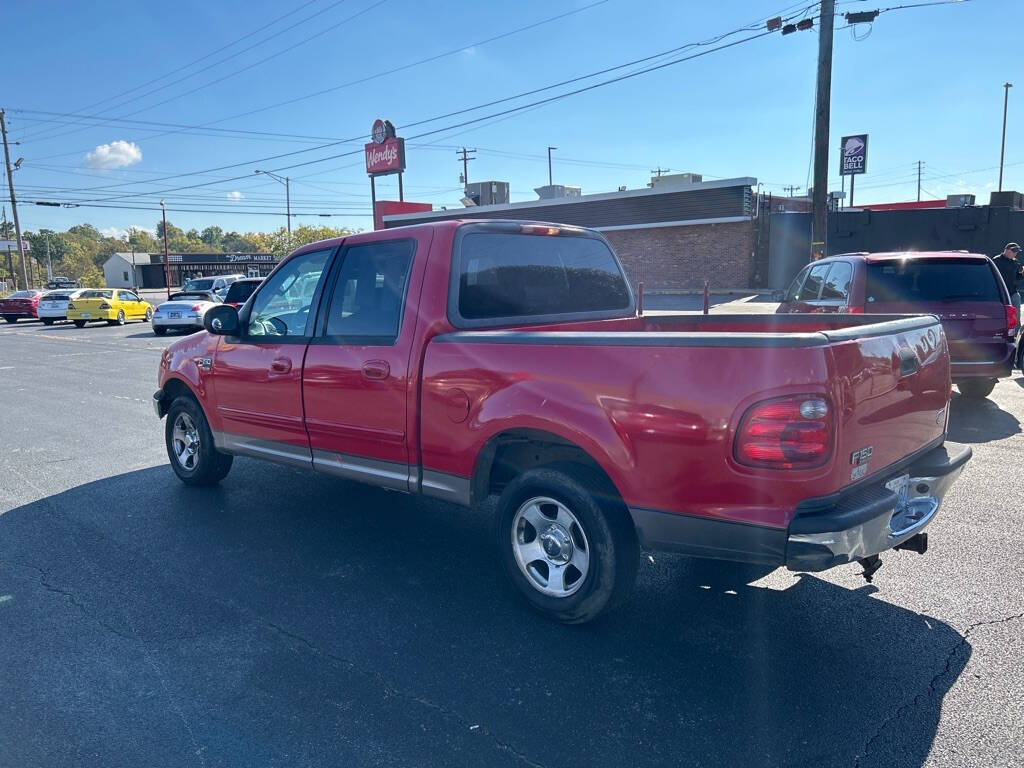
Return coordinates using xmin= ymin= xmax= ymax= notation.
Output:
xmin=840 ymin=134 xmax=868 ymax=176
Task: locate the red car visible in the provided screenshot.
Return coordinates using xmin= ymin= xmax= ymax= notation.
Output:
xmin=777 ymin=251 xmax=1018 ymax=399
xmin=153 ymin=220 xmax=969 ymax=623
xmin=0 ymin=290 xmax=42 ymax=323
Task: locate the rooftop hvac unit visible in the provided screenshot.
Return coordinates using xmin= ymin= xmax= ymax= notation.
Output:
xmin=534 ymin=184 xmax=581 ymax=200
xmin=989 ymin=190 xmax=1023 ymax=209
xmin=650 ymin=172 xmax=703 ymax=187
xmin=463 ymin=181 xmax=509 ymax=206
xmin=945 ymin=194 xmax=975 ymax=208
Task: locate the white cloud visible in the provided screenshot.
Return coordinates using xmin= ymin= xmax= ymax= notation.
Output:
xmin=83 ymin=140 xmax=143 ymax=169
xmin=100 ymin=226 xmax=127 ymax=239
xmin=227 ymin=190 xmax=244 ymax=201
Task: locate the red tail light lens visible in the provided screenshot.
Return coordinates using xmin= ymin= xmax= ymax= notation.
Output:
xmin=191 ymin=304 xmax=204 ymax=312
xmin=1006 ymin=304 xmax=1018 ymax=337
xmin=66 ymin=301 xmax=76 ymax=310
xmin=735 ymin=395 xmax=833 ymax=469
xmin=841 ymin=305 xmax=864 ymax=314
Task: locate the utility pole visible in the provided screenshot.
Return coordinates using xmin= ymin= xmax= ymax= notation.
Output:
xmin=810 ymin=0 xmax=835 ymax=260
xmin=456 ymin=147 xmax=476 ymax=189
xmin=784 ymin=185 xmax=801 ymax=197
xmin=999 ymin=82 xmax=1012 ymax=191
xmin=917 ymin=161 xmax=922 ymax=202
xmin=547 ymin=146 xmax=557 ymax=186
xmin=0 ymin=110 xmax=27 ymax=287
xmin=45 ymin=232 xmax=52 ymax=281
xmin=255 ymin=169 xmax=291 ymax=248
xmin=160 ymin=200 xmax=171 ymax=300
xmin=651 ymin=167 xmax=672 ymax=178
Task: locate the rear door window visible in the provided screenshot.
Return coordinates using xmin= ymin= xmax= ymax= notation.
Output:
xmin=454 ymin=230 xmax=632 ymax=324
xmin=866 ymin=259 xmax=1002 ymax=304
xmin=820 ymin=262 xmax=853 ymax=302
xmin=323 ymin=239 xmax=415 ymax=344
xmin=800 ymin=264 xmax=831 ymax=302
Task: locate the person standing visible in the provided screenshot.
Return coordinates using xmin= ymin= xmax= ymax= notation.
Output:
xmin=993 ymin=242 xmax=1023 ymax=316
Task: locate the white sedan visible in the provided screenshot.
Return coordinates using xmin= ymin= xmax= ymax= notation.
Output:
xmin=37 ymin=288 xmax=85 ymax=325
xmin=152 ymin=290 xmax=222 ymax=336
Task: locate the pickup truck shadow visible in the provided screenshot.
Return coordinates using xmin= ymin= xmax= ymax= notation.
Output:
xmin=0 ymin=462 xmax=968 ymax=768
xmin=947 ymin=393 xmax=1021 ymax=443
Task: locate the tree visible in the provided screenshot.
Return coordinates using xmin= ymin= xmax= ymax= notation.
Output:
xmin=200 ymin=226 xmax=224 ymax=247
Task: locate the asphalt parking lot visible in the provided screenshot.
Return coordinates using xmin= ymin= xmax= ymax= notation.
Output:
xmin=1 ymin=319 xmax=1022 ymax=768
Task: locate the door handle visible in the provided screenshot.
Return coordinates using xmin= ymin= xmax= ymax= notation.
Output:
xmin=362 ymin=360 xmax=390 ymax=380
xmin=270 ymin=357 xmax=292 ymax=374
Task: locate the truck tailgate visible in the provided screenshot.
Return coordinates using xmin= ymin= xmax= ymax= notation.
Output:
xmin=823 ymin=318 xmax=950 ymax=488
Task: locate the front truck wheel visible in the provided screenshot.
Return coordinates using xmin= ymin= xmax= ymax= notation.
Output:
xmin=164 ymin=395 xmax=233 ymax=486
xmin=496 ymin=467 xmax=638 ymax=624
xmin=957 ymin=378 xmax=997 ymax=399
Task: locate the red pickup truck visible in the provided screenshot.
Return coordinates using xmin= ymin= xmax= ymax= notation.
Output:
xmin=153 ymin=220 xmax=970 ymax=623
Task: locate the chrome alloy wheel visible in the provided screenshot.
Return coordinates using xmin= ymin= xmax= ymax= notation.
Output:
xmin=511 ymin=496 xmax=590 ymax=598
xmin=171 ymin=412 xmax=200 ymax=471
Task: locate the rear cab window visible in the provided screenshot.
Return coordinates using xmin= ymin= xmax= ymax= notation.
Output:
xmin=450 ymin=224 xmax=633 ymax=327
xmin=866 ymin=258 xmax=1003 ymax=304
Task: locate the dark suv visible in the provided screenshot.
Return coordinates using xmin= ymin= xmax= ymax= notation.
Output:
xmin=777 ymin=251 xmax=1018 ymax=399
xmin=222 ymin=277 xmax=262 ymax=308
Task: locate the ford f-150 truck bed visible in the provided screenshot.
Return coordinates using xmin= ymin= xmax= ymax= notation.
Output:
xmin=153 ymin=219 xmax=969 ymax=623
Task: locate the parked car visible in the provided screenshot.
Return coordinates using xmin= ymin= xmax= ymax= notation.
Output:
xmin=183 ymin=274 xmax=244 ymax=300
xmin=153 ymin=220 xmax=969 ymax=623
xmin=152 ymin=290 xmax=222 ymax=336
xmin=46 ymin=276 xmax=79 ymax=290
xmin=67 ymin=288 xmax=153 ymax=327
xmin=776 ymin=251 xmax=1017 ymax=399
xmin=0 ymin=290 xmax=42 ymax=323
xmin=222 ymin=277 xmax=262 ymax=308
xmin=37 ymin=288 xmax=84 ymax=325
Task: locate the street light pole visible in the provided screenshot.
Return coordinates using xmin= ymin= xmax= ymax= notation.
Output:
xmin=547 ymin=146 xmax=557 ymax=186
xmin=999 ymin=82 xmax=1013 ymax=192
xmin=256 ymin=169 xmax=291 ymax=249
xmin=0 ymin=110 xmax=27 ymax=288
xmin=160 ymin=200 xmax=171 ymax=300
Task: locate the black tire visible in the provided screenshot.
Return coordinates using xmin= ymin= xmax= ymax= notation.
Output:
xmin=73 ymin=320 xmax=87 ymax=328
xmin=495 ymin=466 xmax=638 ymax=624
xmin=112 ymin=310 xmax=126 ymax=326
xmin=164 ymin=395 xmax=233 ymax=486
xmin=153 ymin=326 xmax=167 ymax=336
xmin=957 ymin=378 xmax=997 ymax=399
xmin=41 ymin=318 xmax=54 ymax=326
xmin=3 ymin=315 xmax=17 ymax=324
xmin=143 ymin=307 xmax=153 ymax=323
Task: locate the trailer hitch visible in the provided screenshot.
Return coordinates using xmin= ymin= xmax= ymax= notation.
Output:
xmin=858 ymin=554 xmax=883 ymax=583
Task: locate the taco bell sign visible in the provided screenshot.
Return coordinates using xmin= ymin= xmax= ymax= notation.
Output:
xmin=365 ymin=118 xmax=406 ymax=176
xmin=840 ymin=134 xmax=868 ymax=176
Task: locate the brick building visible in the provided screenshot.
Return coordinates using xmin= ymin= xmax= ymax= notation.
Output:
xmin=382 ymin=177 xmax=757 ymax=291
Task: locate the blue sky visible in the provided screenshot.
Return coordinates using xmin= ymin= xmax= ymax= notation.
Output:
xmin=3 ymin=0 xmax=1021 ymax=237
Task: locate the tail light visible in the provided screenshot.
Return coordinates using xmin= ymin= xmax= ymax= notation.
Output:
xmin=841 ymin=305 xmax=864 ymax=314
xmin=99 ymin=302 xmax=112 ymax=310
xmin=191 ymin=304 xmax=204 ymax=312
xmin=66 ymin=301 xmax=76 ymax=310
xmin=1006 ymin=304 xmax=1018 ymax=337
xmin=735 ymin=395 xmax=833 ymax=469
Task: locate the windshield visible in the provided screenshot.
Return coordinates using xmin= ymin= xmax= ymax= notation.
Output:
xmin=79 ymin=290 xmax=113 ymax=299
xmin=225 ymin=280 xmax=259 ymax=303
xmin=866 ymin=258 xmax=1002 ymax=304
xmin=184 ymin=278 xmax=216 ymax=291
xmin=9 ymin=291 xmax=36 ymax=298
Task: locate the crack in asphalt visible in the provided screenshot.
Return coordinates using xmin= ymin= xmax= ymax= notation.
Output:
xmin=852 ymin=611 xmax=1024 ymax=767
xmin=266 ymin=622 xmax=547 ymax=768
xmin=2 ymin=558 xmax=209 ymax=768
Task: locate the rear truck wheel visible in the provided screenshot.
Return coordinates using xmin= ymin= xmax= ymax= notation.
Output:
xmin=165 ymin=395 xmax=233 ymax=486
xmin=957 ymin=378 xmax=997 ymax=399
xmin=3 ymin=315 xmax=17 ymax=324
xmin=143 ymin=307 xmax=153 ymax=323
xmin=153 ymin=326 xmax=167 ymax=336
xmin=41 ymin=318 xmax=54 ymax=326
xmin=496 ymin=467 xmax=638 ymax=624
xmin=73 ymin=320 xmax=87 ymax=328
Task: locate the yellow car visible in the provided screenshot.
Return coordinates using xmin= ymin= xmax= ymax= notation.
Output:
xmin=67 ymin=288 xmax=153 ymax=327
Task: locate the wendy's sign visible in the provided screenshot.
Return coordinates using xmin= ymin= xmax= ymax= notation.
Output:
xmin=366 ymin=119 xmax=405 ymax=176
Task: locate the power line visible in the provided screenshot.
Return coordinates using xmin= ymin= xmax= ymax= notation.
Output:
xmin=19 ymin=0 xmax=358 ymax=144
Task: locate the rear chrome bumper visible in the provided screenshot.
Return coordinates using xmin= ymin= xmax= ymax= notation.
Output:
xmin=152 ymin=316 xmax=201 ymax=327
xmin=786 ymin=442 xmax=971 ymax=571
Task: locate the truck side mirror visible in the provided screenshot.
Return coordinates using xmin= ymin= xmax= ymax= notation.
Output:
xmin=204 ymin=304 xmax=240 ymax=335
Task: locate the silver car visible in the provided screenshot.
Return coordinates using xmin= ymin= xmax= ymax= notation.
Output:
xmin=152 ymin=290 xmax=222 ymax=336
